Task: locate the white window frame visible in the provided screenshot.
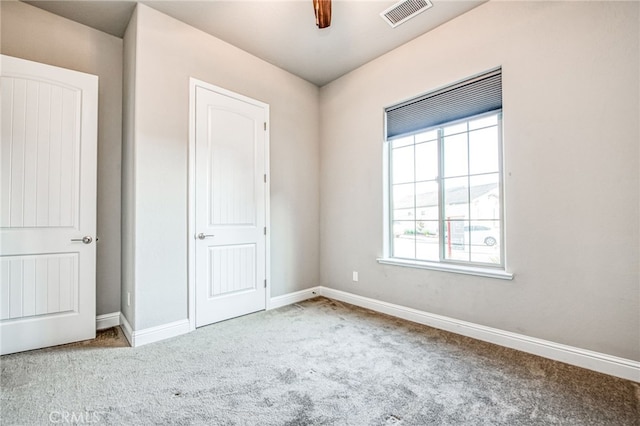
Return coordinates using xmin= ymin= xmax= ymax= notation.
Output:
xmin=379 ymin=97 xmax=512 ymax=280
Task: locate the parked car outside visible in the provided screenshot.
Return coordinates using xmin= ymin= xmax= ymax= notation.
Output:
xmin=464 ymin=225 xmax=497 ymax=246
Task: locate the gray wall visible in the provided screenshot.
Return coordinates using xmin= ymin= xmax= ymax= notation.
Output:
xmin=121 ymin=6 xmax=137 ymax=325
xmin=123 ymin=4 xmax=320 ymax=330
xmin=319 ymin=1 xmax=639 ymax=361
xmin=1 ymin=1 xmax=123 ymax=316
xmin=3 ymin=0 xmax=637 ymax=363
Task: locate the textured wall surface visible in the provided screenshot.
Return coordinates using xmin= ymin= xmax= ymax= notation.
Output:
xmin=1 ymin=1 xmax=123 ymax=316
xmin=124 ymin=4 xmax=320 ymax=329
xmin=319 ymin=1 xmax=639 ymax=360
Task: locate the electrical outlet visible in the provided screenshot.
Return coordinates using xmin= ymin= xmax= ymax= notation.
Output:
xmin=352 ymin=271 xmax=358 ymax=282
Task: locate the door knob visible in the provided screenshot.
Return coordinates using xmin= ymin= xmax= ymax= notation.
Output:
xmin=197 ymin=233 xmax=214 ymax=240
xmin=71 ymin=236 xmax=93 ymax=244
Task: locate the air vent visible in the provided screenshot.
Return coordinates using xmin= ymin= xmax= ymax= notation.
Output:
xmin=380 ymin=0 xmax=433 ymax=28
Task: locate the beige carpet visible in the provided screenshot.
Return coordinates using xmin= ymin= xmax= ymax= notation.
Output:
xmin=60 ymin=326 xmax=130 ymax=349
xmin=1 ymin=297 xmax=638 ymax=425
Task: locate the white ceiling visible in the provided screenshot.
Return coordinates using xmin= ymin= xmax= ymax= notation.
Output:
xmin=23 ymin=0 xmax=485 ymax=86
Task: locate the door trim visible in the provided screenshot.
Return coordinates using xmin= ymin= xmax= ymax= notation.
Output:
xmin=187 ymin=78 xmax=270 ymax=331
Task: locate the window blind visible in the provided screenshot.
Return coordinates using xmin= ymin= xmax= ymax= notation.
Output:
xmin=385 ymin=68 xmax=502 ymax=139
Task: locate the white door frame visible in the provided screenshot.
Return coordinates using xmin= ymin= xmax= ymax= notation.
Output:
xmin=187 ymin=78 xmax=270 ymax=331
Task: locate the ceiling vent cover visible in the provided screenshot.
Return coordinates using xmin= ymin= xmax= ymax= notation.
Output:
xmin=381 ymin=0 xmax=433 ymax=28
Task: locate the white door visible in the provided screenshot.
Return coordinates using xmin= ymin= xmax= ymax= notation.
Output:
xmin=0 ymin=55 xmax=98 ymax=355
xmin=194 ymin=83 xmax=268 ymax=327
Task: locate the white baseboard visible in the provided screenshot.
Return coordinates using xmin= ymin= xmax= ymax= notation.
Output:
xmin=119 ymin=313 xmax=134 ymax=346
xmin=269 ymin=286 xmax=321 ymax=310
xmin=96 ymin=312 xmax=120 ymax=330
xmin=133 ymin=319 xmax=190 ymax=347
xmin=113 ymin=286 xmax=639 ymax=382
xmin=118 ymin=314 xmax=190 ymax=348
xmin=317 ymin=287 xmax=640 ymax=383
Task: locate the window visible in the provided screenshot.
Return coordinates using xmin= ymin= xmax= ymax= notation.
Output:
xmin=381 ymin=69 xmax=510 ymax=278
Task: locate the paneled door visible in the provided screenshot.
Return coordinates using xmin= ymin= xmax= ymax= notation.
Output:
xmin=0 ymin=55 xmax=98 ymax=355
xmin=194 ymin=83 xmax=268 ymax=327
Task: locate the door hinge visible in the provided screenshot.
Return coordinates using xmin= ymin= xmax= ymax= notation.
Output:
xmin=264 ymin=279 xmax=267 ymax=288
xmin=264 ymin=227 xmax=267 ymax=235
xmin=264 ymin=174 xmax=267 ymax=183
xmin=264 ymin=122 xmax=267 ymax=131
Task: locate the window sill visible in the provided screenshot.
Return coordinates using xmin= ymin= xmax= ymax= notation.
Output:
xmin=376 ymin=258 xmax=514 ymax=280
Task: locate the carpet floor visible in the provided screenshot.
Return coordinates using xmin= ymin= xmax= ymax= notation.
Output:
xmin=1 ymin=297 xmax=638 ymax=425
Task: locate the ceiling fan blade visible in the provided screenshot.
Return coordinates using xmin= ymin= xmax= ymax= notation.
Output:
xmin=313 ymin=0 xmax=332 ymax=29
